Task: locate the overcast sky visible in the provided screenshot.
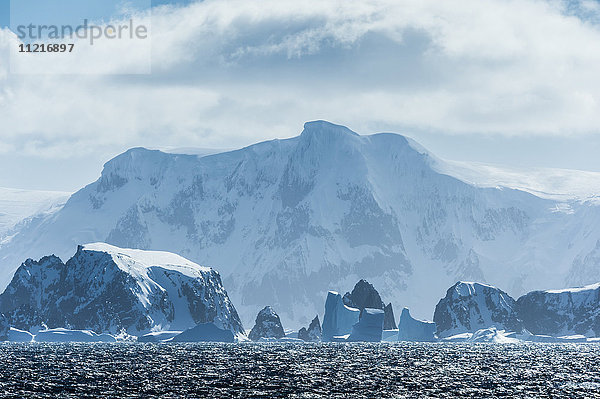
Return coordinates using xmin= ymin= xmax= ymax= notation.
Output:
xmin=2 ymin=0 xmax=600 ymax=191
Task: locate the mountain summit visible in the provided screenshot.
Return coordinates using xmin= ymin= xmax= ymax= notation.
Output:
xmin=1 ymin=121 xmax=600 ymax=328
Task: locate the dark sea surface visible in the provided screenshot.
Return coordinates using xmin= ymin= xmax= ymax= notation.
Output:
xmin=1 ymin=342 xmax=600 ymax=398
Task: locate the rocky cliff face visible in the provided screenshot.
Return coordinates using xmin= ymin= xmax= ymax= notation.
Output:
xmin=433 ymin=282 xmax=523 ymax=337
xmin=516 ymin=283 xmax=600 ymax=337
xmin=0 ymin=243 xmax=245 ymax=337
xmin=343 ymin=279 xmax=396 ymax=329
xmin=0 ymin=313 xmax=8 ymax=340
xmin=298 ymin=315 xmax=322 ymax=342
xmin=248 ymin=306 xmax=285 ymax=341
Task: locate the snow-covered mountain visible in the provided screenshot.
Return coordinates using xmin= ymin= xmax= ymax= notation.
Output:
xmin=1 ymin=120 xmax=600 ymax=329
xmin=433 ymin=281 xmax=522 ymax=337
xmin=0 ymin=243 xmax=245 ymax=337
xmin=516 ymin=283 xmax=600 ymax=337
xmin=0 ymin=187 xmax=69 ymax=237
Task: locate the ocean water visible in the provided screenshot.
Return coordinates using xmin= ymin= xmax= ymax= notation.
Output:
xmin=1 ymin=342 xmax=600 ymax=398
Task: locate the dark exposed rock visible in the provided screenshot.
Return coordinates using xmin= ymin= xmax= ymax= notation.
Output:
xmin=0 ymin=313 xmax=8 ymax=341
xmin=516 ymin=283 xmax=600 ymax=337
xmin=433 ymin=281 xmax=523 ymax=338
xmin=343 ymin=280 xmax=384 ymax=311
xmin=0 ymin=244 xmax=245 ymax=337
xmin=298 ymin=315 xmax=322 ymax=341
xmin=342 ymin=279 xmax=396 ymax=329
xmin=248 ymin=306 xmax=285 ymax=341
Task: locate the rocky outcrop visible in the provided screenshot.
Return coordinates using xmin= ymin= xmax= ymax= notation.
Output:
xmin=0 ymin=313 xmax=8 ymax=341
xmin=0 ymin=243 xmax=245 ymax=337
xmin=343 ymin=279 xmax=396 ymax=329
xmin=322 ymin=291 xmax=360 ymax=341
xmin=348 ymin=308 xmax=384 ymax=342
xmin=298 ymin=315 xmax=322 ymax=342
xmin=248 ymin=306 xmax=285 ymax=341
xmin=516 ymin=283 xmax=600 ymax=337
xmin=397 ymin=308 xmax=436 ymax=342
xmin=433 ymin=281 xmax=523 ymax=337
xmin=343 ymin=280 xmax=384 ymax=311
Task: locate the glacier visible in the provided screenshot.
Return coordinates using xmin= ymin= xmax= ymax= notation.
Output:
xmin=1 ymin=121 xmax=600 ymax=328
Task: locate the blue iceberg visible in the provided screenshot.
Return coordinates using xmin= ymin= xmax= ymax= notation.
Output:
xmin=348 ymin=308 xmax=384 ymax=342
xmin=322 ymin=291 xmax=360 ymax=342
xmin=397 ymin=308 xmax=437 ymax=342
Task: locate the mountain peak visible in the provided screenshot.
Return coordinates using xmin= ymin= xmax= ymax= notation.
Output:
xmin=301 ymin=120 xmax=360 ymax=139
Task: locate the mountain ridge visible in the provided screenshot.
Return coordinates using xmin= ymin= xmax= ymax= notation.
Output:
xmin=1 ymin=121 xmax=600 ymax=328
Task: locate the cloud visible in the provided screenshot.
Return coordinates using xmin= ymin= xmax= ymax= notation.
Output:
xmin=2 ymin=0 xmax=600 ymax=163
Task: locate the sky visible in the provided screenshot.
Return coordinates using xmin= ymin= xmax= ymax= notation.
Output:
xmin=2 ymin=0 xmax=600 ymax=191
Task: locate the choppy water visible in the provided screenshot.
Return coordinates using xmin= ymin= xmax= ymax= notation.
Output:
xmin=1 ymin=342 xmax=600 ymax=398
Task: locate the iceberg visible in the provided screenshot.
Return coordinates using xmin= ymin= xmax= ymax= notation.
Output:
xmin=348 ymin=308 xmax=384 ymax=342
xmin=35 ymin=328 xmax=116 ymax=343
xmin=322 ymin=291 xmax=360 ymax=342
xmin=467 ymin=327 xmax=518 ymax=343
xmin=8 ymin=327 xmax=34 ymax=342
xmin=137 ymin=331 xmax=183 ymax=342
xmin=397 ymin=308 xmax=437 ymax=342
xmin=171 ymin=323 xmax=235 ymax=343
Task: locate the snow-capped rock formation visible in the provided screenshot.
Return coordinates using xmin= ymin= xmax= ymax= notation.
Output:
xmin=3 ymin=121 xmax=600 ymax=328
xmin=172 ymin=323 xmax=235 ymax=342
xmin=397 ymin=308 xmax=436 ymax=342
xmin=248 ymin=306 xmax=285 ymax=341
xmin=298 ymin=315 xmax=322 ymax=342
xmin=322 ymin=291 xmax=360 ymax=341
xmin=0 ymin=243 xmax=245 ymax=337
xmin=348 ymin=308 xmax=384 ymax=342
xmin=516 ymin=283 xmax=600 ymax=337
xmin=342 ymin=279 xmax=396 ymax=330
xmin=433 ymin=282 xmax=523 ymax=337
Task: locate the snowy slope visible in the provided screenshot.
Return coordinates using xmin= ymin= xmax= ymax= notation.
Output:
xmin=437 ymin=160 xmax=600 ymax=203
xmin=1 ymin=121 xmax=600 ymax=329
xmin=0 ymin=187 xmax=69 ymax=237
